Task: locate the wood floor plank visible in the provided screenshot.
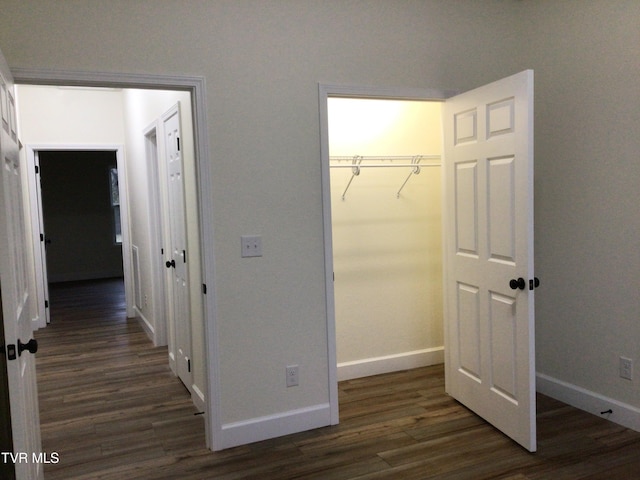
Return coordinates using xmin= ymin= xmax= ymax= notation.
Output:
xmin=35 ymin=278 xmax=640 ymax=479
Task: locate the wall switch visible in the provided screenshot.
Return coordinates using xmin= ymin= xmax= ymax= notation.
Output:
xmin=241 ymin=235 xmax=262 ymax=258
xmin=286 ymin=365 xmax=299 ymax=387
xmin=619 ymin=357 xmax=633 ymax=380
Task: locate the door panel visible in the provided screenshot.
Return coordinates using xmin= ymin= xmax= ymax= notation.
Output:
xmin=444 ymin=70 xmax=535 ymax=452
xmin=31 ymin=151 xmax=50 ymax=327
xmin=0 ymin=287 xmax=16 ymax=480
xmin=162 ymin=104 xmax=192 ymax=391
xmin=0 ymin=48 xmax=43 ymax=479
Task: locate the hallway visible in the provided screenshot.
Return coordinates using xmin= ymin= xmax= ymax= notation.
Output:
xmin=35 ymin=278 xmax=206 ymax=479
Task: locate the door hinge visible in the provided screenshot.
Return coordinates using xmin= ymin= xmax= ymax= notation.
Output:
xmin=40 ymin=233 xmax=44 ymax=242
xmin=202 ymin=283 xmax=207 ymax=295
xmin=35 ymin=165 xmax=39 ymax=174
xmin=176 ymin=137 xmax=180 ymax=152
xmin=188 ymin=359 xmax=191 ymax=373
xmin=182 ymin=250 xmax=187 ymax=263
xmin=45 ymin=300 xmax=49 ymax=308
xmin=161 ymin=247 xmax=164 ymax=255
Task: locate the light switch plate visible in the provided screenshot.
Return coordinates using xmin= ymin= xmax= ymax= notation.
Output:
xmin=241 ymin=235 xmax=262 ymax=257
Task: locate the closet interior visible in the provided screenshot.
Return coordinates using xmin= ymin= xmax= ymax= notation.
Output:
xmin=328 ymin=97 xmax=444 ymax=380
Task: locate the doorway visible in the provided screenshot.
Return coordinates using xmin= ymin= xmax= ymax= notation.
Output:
xmin=13 ymin=72 xmax=218 ymax=450
xmin=38 ymin=150 xmax=124 ymax=284
xmin=27 ymin=145 xmax=131 ymax=330
xmin=327 ymin=97 xmax=445 ymax=382
xmin=321 ymin=72 xmax=537 ymax=451
xmin=319 ymin=85 xmax=451 ymax=423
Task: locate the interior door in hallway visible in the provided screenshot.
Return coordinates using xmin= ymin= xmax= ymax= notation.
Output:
xmin=443 ymin=70 xmax=536 ymax=451
xmin=162 ymin=103 xmax=192 ymax=391
xmin=31 ymin=150 xmax=50 ymax=327
xmin=0 ymin=47 xmax=44 ymax=479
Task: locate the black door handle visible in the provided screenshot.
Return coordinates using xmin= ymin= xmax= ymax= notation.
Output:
xmin=166 ymin=259 xmax=176 ymax=269
xmin=18 ymin=338 xmax=38 ymax=356
xmin=509 ymin=277 xmax=526 ymax=290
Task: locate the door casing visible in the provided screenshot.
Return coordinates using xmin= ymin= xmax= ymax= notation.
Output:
xmin=319 ymin=77 xmax=536 ymax=451
xmin=318 ymin=83 xmax=452 ymax=423
xmin=12 ymin=68 xmax=222 ymax=451
xmin=26 ymin=145 xmax=132 ymax=322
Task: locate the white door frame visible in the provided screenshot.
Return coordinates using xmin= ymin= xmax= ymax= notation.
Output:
xmin=26 ymin=147 xmax=50 ymax=329
xmin=26 ymin=144 xmax=133 ymax=322
xmin=142 ymin=122 xmax=168 ymax=347
xmin=12 ymin=68 xmax=222 ymax=451
xmin=318 ymin=83 xmax=452 ymax=423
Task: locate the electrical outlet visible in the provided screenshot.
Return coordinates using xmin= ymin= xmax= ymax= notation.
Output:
xmin=286 ymin=365 xmax=299 ymax=387
xmin=619 ymin=357 xmax=633 ymax=380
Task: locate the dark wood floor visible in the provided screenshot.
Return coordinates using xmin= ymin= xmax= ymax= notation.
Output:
xmin=36 ymin=279 xmax=640 ymax=479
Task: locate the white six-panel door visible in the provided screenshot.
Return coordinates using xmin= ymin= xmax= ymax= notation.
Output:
xmin=443 ymin=70 xmax=536 ymax=451
xmin=162 ymin=104 xmax=192 ymax=391
xmin=0 ymin=49 xmax=43 ymax=479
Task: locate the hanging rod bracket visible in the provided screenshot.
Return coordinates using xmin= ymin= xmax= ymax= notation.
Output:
xmin=341 ymin=155 xmax=363 ymax=200
xmin=396 ymin=156 xmax=423 ymax=198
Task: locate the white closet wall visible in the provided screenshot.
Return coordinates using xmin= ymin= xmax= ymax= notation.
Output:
xmin=329 ymin=98 xmax=443 ymax=380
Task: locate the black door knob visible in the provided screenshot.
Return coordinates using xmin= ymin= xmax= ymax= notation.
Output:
xmin=18 ymin=338 xmax=38 ymax=356
xmin=166 ymin=259 xmax=176 ymax=269
xmin=509 ymin=277 xmax=526 ymax=290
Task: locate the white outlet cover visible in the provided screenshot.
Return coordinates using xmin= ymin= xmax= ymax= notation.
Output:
xmin=241 ymin=235 xmax=262 ymax=257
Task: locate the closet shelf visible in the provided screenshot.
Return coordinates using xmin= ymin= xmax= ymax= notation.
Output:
xmin=329 ymin=155 xmax=441 ymax=199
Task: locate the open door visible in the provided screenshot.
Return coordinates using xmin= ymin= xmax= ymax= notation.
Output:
xmin=0 ymin=48 xmax=44 ymax=478
xmin=28 ymin=149 xmax=50 ymax=328
xmin=161 ymin=103 xmax=192 ymax=391
xmin=443 ymin=70 xmax=536 ymax=451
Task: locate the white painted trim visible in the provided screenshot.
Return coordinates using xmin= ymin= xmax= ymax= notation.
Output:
xmin=318 ymin=84 xmax=339 ymax=425
xmin=114 ymin=146 xmax=135 ymax=319
xmin=220 ymin=404 xmax=331 ymax=449
xmin=12 ymin=69 xmax=222 ymax=452
xmin=318 ymin=83 xmax=451 ymax=427
xmin=143 ymin=122 xmax=167 ymax=347
xmin=134 ymin=307 xmax=155 ymax=342
xmin=25 ymin=147 xmax=48 ymax=329
xmin=338 ymin=347 xmax=444 ymax=381
xmin=192 ymin=384 xmax=206 ymax=414
xmin=537 ymin=372 xmax=640 ymax=433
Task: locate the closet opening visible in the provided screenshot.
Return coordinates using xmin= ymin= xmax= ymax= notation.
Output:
xmin=327 ymin=97 xmax=445 ymax=382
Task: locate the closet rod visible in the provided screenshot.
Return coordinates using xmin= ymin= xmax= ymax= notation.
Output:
xmin=330 ymin=155 xmax=440 ymax=163
xmin=331 ymin=155 xmax=441 ymax=199
xmin=330 ymin=163 xmax=440 ymax=169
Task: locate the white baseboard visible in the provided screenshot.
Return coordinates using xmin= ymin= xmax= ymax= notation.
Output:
xmin=134 ymin=308 xmax=155 ymax=343
xmin=337 ymin=347 xmax=444 ymax=381
xmin=537 ymin=372 xmax=640 ymax=432
xmin=192 ymin=384 xmax=206 ymax=413
xmin=220 ymin=403 xmax=331 ymax=449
